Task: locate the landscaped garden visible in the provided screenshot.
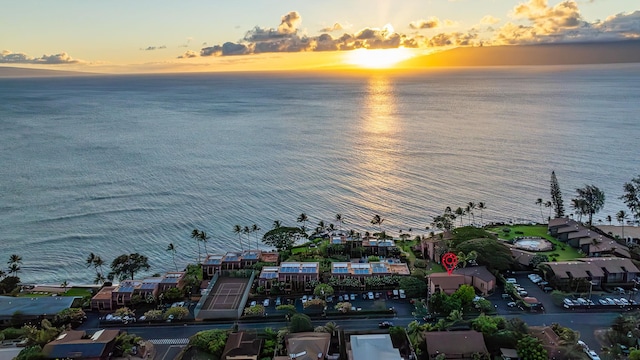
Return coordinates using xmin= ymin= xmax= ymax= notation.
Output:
xmin=488 ymin=224 xmax=583 ymax=261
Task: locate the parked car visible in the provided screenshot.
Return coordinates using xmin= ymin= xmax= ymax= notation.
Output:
xmin=250 ymin=300 xmax=257 ymax=307
xmin=362 ymin=293 xmax=367 ymax=300
xmin=263 ymin=298 xmax=270 ymax=307
xmin=585 ymin=350 xmax=601 ymax=360
xmin=543 ymin=287 xmax=553 ymax=293
xmin=375 ymin=292 xmax=381 ymax=299
xmin=577 ymin=340 xmax=588 ymax=350
xmin=507 ymin=302 xmax=517 ymax=307
xmin=275 ymin=297 xmax=282 ymax=306
xmin=506 ymin=278 xmax=517 ymax=284
xmin=326 ymin=295 xmax=334 ymax=303
xmin=615 ymin=287 xmax=626 ymax=294
xmin=518 ymin=290 xmax=528 ymax=297
xmin=338 ymin=295 xmax=344 ymax=302
xmin=393 ymin=290 xmax=399 ymax=299
xmin=301 ymin=295 xmax=308 ymax=304
xmin=399 ymin=290 xmax=406 ymax=299
xmin=378 ymin=321 xmax=394 ymax=328
xmin=387 ymin=290 xmax=393 ymax=298
xmin=350 ymin=293 xmax=356 ymax=301
xmin=368 ymin=292 xmax=375 ymax=300
xmin=598 ymin=299 xmax=608 ymax=305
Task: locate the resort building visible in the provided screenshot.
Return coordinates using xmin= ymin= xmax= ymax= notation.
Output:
xmin=597 ymin=224 xmax=640 ymax=245
xmin=274 ymin=332 xmax=332 ymax=360
xmin=361 ymin=237 xmax=396 ymax=256
xmin=548 ymin=217 xmax=630 ymax=258
xmin=202 ymin=250 xmax=278 ymax=279
xmin=347 ymin=334 xmax=402 ymax=360
xmin=330 ymin=261 xmax=410 ymax=286
xmin=427 ymin=266 xmax=496 ymax=296
xmin=41 ymin=329 xmax=123 ymax=360
xmin=424 ymin=330 xmax=488 ymax=359
xmin=221 ymin=331 xmax=263 ymax=360
xmin=542 ymin=257 xmax=640 ymax=289
xmin=258 ymin=262 xmax=320 ymax=292
xmin=90 ymin=271 xmax=186 ymax=312
xmin=0 ymin=295 xmax=78 ymax=327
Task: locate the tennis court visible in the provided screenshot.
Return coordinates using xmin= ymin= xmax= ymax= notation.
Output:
xmin=202 ymin=277 xmax=248 ymax=310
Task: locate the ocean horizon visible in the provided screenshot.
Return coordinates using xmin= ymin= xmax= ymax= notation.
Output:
xmin=1 ymin=64 xmax=639 ymax=284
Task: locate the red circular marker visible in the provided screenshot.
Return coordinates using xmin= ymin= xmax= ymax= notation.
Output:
xmin=442 ymin=252 xmax=459 ymax=275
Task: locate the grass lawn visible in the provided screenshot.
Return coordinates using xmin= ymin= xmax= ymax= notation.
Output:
xmin=488 ymin=224 xmax=583 ymax=261
xmin=63 ymin=288 xmax=93 ymax=297
xmin=398 ymin=240 xmax=417 ymax=266
xmin=425 ymin=263 xmax=445 ymax=274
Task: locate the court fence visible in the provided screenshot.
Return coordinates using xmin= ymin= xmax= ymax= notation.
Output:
xmin=194 ymin=271 xmax=255 ymax=320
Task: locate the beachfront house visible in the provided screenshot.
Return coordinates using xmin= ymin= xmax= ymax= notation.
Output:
xmin=221 ymin=331 xmax=263 ymax=360
xmin=0 ymin=296 xmax=78 ymax=327
xmin=427 ymin=265 xmax=496 ymax=296
xmin=273 ymin=332 xmax=332 ymax=360
xmin=330 ymin=261 xmax=410 ymax=288
xmin=202 ymin=250 xmax=278 ymax=279
xmin=542 ymin=257 xmax=640 ymax=290
xmin=42 ymin=329 xmax=122 ymax=360
xmin=258 ymin=262 xmax=319 ymax=292
xmin=424 ymin=330 xmax=489 ymax=359
xmin=347 ymin=334 xmax=402 ymax=360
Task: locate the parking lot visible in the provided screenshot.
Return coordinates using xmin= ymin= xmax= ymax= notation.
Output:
xmin=248 ymin=290 xmax=414 ymax=317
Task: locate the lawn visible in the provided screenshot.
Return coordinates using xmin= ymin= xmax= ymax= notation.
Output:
xmin=398 ymin=240 xmax=417 ymax=266
xmin=63 ymin=288 xmax=93 ymax=297
xmin=488 ymin=224 xmax=582 ymax=261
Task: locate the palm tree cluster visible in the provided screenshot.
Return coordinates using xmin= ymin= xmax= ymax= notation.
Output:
xmin=191 ymin=229 xmax=210 ymax=262
xmin=535 ymin=198 xmax=553 ymax=224
xmin=233 ymin=223 xmax=261 ymax=252
xmin=7 ymin=254 xmax=22 ymax=278
xmin=86 ymin=252 xmax=106 ymax=284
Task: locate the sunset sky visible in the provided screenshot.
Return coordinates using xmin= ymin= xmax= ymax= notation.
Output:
xmin=1 ymin=0 xmax=638 ymax=73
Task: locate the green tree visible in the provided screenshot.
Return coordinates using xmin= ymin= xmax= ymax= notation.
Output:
xmin=455 ymin=207 xmax=466 ymax=227
xmin=477 ymin=202 xmax=486 ymax=227
xmin=432 ymin=207 xmax=455 ymax=231
xmin=164 ymin=306 xmax=189 ymax=320
xmin=167 ymin=243 xmax=178 ymax=271
xmin=621 ymin=175 xmax=640 ymax=223
xmin=472 ymin=313 xmax=503 ymax=334
xmin=289 ymin=313 xmax=313 ymax=333
xmin=108 ymin=253 xmax=150 ymax=281
xmin=314 ymin=283 xmax=334 ymax=299
xmin=335 ymin=213 xmax=344 ymax=230
xmin=550 ymin=171 xmax=565 ymax=218
xmin=398 ymin=276 xmax=427 ymax=298
xmin=536 ymin=198 xmax=545 ymax=224
xmin=199 ymin=230 xmax=210 ymax=257
xmin=455 ymin=238 xmax=514 ymax=271
xmin=517 ymin=336 xmax=547 ymax=360
xmin=371 ymin=214 xmax=385 ymax=233
xmin=574 ymin=185 xmax=605 ymax=226
xmin=629 ymin=349 xmax=640 ymax=360
xmin=452 ymin=284 xmax=476 ymax=307
xmin=8 ymin=254 xmax=22 ymax=277
xmin=276 ymin=304 xmax=297 ymax=314
xmin=262 ymin=226 xmax=306 ymax=251
xmin=189 ymin=329 xmax=228 ymax=357
xmin=0 ymin=276 xmax=21 ymax=294
xmin=233 ymin=225 xmax=244 ymax=252
xmin=529 ymin=254 xmax=549 ymax=268
xmin=191 ymin=229 xmax=202 ymax=263
xmin=617 ymin=210 xmax=630 ymax=239
xmin=14 ymin=345 xmax=44 ymax=360
xmin=251 ymin=223 xmax=261 ymax=250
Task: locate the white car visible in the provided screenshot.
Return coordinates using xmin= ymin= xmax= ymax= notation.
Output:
xmin=301 ymin=295 xmax=308 ymax=303
xmin=250 ymin=300 xmax=257 ymax=307
xmin=367 ymin=292 xmax=375 ymax=300
xmin=585 ymin=350 xmax=601 ymax=360
xmin=263 ymin=298 xmax=270 ymax=307
xmin=506 ymin=278 xmax=517 ymax=284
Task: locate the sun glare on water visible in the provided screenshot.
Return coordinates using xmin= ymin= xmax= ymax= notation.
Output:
xmin=345 ymin=48 xmax=415 ymax=69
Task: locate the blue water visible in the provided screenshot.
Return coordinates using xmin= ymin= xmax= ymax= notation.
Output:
xmin=1 ymin=65 xmax=639 ymax=284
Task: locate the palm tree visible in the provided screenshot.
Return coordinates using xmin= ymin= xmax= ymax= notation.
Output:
xmin=93 ymin=256 xmax=105 ymax=277
xmin=251 ymin=224 xmax=261 ymax=250
xmin=60 ymin=280 xmax=69 ymax=293
xmin=617 ymin=210 xmax=629 ymax=240
xmin=371 ymin=214 xmax=385 ymax=233
xmin=606 ymin=215 xmax=612 ymax=225
xmin=86 ymin=253 xmax=96 ymax=268
xmin=317 ymin=220 xmax=326 ymax=233
xmin=8 ymin=263 xmax=20 ymax=277
xmin=454 ymin=207 xmax=465 ymax=227
xmin=8 ymin=254 xmax=22 ymax=277
xmin=233 ymin=225 xmax=244 ymax=251
xmin=0 ymin=270 xmax=5 ymax=279
xmin=477 ymin=202 xmax=486 ymax=227
xmin=199 ymin=230 xmax=210 ymax=256
xmin=191 ymin=229 xmax=202 ymax=263
xmin=94 ymin=272 xmax=106 ymax=285
xmin=167 ymin=243 xmax=178 ymax=271
xmin=536 ymin=198 xmax=544 ymax=224
xmin=467 ymin=202 xmax=476 ymax=225
xmin=243 ymin=226 xmax=251 ymax=251
xmin=335 ymin=214 xmax=343 ymax=230
xmin=297 ymin=213 xmax=308 ymax=233
xmin=544 ymin=201 xmax=552 ymax=222
xmin=272 ymin=220 xmax=282 ymax=229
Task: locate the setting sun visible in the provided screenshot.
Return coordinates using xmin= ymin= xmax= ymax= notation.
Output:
xmin=344 ymin=48 xmax=415 ymax=69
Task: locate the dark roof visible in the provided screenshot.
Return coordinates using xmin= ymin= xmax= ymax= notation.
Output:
xmin=222 ymin=332 xmax=262 ymax=359
xmin=424 ymin=330 xmax=488 ymax=357
xmin=548 ymin=217 xmax=578 ymax=228
xmin=0 ymin=296 xmax=77 ymax=317
xmin=453 ymin=266 xmax=496 ymax=283
xmin=42 ymin=329 xmax=119 ymax=359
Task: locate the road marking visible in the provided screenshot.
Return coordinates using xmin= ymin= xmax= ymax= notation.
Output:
xmin=149 ymin=338 xmax=190 ymax=345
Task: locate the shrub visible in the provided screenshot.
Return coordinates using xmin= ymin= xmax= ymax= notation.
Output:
xmin=164 ymin=306 xmax=188 ymax=320
xmin=414 ymin=259 xmax=427 ymax=268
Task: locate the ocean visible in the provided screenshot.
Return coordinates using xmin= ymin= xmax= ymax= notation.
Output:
xmin=1 ymin=64 xmax=639 ymax=284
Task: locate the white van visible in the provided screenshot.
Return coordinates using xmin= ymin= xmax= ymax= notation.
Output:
xmin=506 ymin=278 xmax=517 ymax=284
